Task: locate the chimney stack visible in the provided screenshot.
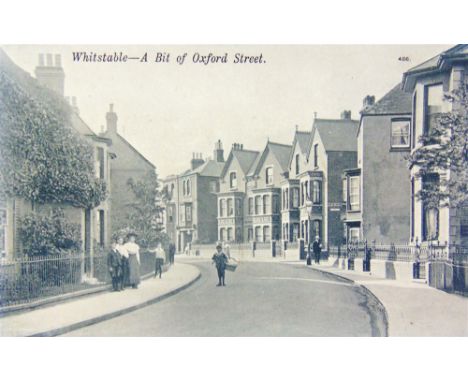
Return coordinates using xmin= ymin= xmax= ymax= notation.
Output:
xmin=362 ymin=95 xmax=376 ymax=110
xmin=232 ymin=143 xmax=244 ymax=151
xmin=106 ymin=103 xmax=118 ymax=134
xmin=191 ymin=152 xmax=205 ymax=170
xmin=214 ymin=139 xmax=225 ymax=163
xmin=35 ymin=53 xmax=65 ymax=96
xmin=340 ymin=110 xmax=352 ymax=120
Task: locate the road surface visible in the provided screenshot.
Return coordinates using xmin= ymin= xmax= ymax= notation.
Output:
xmin=64 ymin=260 xmax=387 ymax=336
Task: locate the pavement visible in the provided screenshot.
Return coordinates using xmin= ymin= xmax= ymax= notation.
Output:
xmin=63 ymin=259 xmax=387 ymax=336
xmin=290 ymin=261 xmax=468 ymax=336
xmin=1 ymin=253 xmax=465 ymax=336
xmin=0 ymin=262 xmax=200 ymax=337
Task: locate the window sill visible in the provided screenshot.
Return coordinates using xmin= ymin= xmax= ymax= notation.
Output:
xmin=390 ymin=146 xmax=411 ymax=152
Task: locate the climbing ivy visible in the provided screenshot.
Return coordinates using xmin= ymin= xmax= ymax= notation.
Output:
xmin=0 ymin=69 xmax=107 ymax=208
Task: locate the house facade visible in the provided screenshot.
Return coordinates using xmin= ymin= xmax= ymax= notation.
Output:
xmin=245 ymin=141 xmax=292 ymax=243
xmin=281 ymin=130 xmax=310 ymax=243
xmin=164 ymin=141 xmax=225 ymax=251
xmin=402 ymin=44 xmax=468 ymax=248
xmin=217 ymin=143 xmax=259 ymax=243
xmin=100 ymin=104 xmax=156 ymax=235
xmin=298 ymin=112 xmax=359 ymax=248
xmin=342 ymin=85 xmax=413 ymax=243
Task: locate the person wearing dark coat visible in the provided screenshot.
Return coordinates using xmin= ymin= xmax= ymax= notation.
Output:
xmin=107 ymin=241 xmax=123 ymax=291
xmin=212 ymin=244 xmax=228 ymax=287
xmin=313 ymin=236 xmax=322 ymax=264
xmin=168 ymin=242 xmax=176 ymax=264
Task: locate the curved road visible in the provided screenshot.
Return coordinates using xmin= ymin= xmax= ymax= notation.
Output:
xmin=64 ymin=260 xmax=387 ymax=336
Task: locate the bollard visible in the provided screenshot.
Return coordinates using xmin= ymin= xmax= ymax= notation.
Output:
xmin=271 ymin=240 xmax=277 ymax=257
xmin=251 ymin=241 xmax=256 ymax=257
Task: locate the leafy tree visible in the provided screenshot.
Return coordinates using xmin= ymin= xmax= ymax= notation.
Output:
xmin=408 ymin=86 xmax=468 ymax=208
xmin=0 ymin=70 xmax=107 ymax=209
xmin=119 ymin=170 xmax=169 ymax=249
xmin=19 ymin=208 xmax=81 ymax=257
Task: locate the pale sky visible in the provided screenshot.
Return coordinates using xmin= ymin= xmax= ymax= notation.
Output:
xmin=2 ymin=45 xmax=452 ymax=178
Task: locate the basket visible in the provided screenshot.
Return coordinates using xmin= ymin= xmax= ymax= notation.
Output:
xmin=225 ymin=258 xmax=238 ymax=272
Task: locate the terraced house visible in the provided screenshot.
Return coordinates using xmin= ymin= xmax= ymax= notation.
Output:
xmin=281 ymin=129 xmax=310 ymax=243
xmin=245 ymin=141 xmax=292 ymax=243
xmin=217 ymin=143 xmax=259 ymax=243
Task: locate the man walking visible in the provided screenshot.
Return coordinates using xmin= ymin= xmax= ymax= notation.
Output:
xmin=212 ymin=244 xmax=228 ymax=287
xmin=313 ymin=236 xmax=322 ymax=264
xmin=168 ymin=242 xmax=176 ymax=264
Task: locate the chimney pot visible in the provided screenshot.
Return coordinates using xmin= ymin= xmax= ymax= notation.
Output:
xmin=38 ymin=54 xmax=45 ymax=66
xmin=340 ymin=110 xmax=352 ymax=120
xmin=363 ymin=95 xmax=376 ymax=109
xmin=46 ymin=53 xmax=53 ymax=66
xmin=110 ymin=103 xmax=114 ymax=112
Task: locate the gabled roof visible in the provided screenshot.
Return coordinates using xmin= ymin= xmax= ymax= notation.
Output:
xmin=362 ymin=83 xmax=412 ymax=116
xmin=310 ymin=118 xmax=359 ymax=153
xmin=402 ymin=44 xmax=468 ymax=91
xmin=220 ymin=148 xmax=259 ymax=179
xmin=101 ymin=130 xmax=155 ymax=169
xmin=288 ymin=130 xmax=312 ymax=169
xmin=248 ymin=141 xmax=292 ymax=177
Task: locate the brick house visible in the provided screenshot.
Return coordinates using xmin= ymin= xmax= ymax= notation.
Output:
xmin=342 ymin=84 xmax=413 ymax=243
xmin=100 ymin=104 xmax=156 ymax=235
xmin=164 ymin=141 xmax=225 ymax=251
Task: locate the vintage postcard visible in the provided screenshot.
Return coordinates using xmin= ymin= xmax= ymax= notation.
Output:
xmin=0 ymin=44 xmax=467 ymax=337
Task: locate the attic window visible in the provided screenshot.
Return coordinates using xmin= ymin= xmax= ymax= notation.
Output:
xmin=229 ymin=172 xmax=237 ymax=189
xmin=266 ymin=167 xmax=273 ymax=185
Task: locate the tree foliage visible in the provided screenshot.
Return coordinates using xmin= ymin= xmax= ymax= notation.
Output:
xmin=19 ymin=208 xmax=81 ymax=257
xmin=119 ymin=170 xmax=169 ymax=249
xmin=408 ymin=86 xmax=468 ymax=208
xmin=0 ymin=70 xmax=107 ymax=208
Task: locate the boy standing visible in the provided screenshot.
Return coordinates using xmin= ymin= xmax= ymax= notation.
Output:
xmin=108 ymin=241 xmax=123 ymax=291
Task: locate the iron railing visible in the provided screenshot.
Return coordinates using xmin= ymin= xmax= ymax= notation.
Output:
xmin=0 ymin=250 xmax=157 ymax=308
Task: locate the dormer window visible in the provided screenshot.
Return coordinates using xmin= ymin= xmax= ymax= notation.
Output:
xmin=229 ymin=172 xmax=237 ymax=189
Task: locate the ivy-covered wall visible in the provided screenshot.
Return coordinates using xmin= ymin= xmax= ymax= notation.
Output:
xmin=0 ymin=69 xmax=107 ymax=208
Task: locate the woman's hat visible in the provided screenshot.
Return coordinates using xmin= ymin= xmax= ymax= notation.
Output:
xmin=126 ymin=231 xmax=138 ymax=238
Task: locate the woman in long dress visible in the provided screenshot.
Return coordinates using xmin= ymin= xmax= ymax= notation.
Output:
xmin=124 ymin=233 xmax=141 ymax=288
